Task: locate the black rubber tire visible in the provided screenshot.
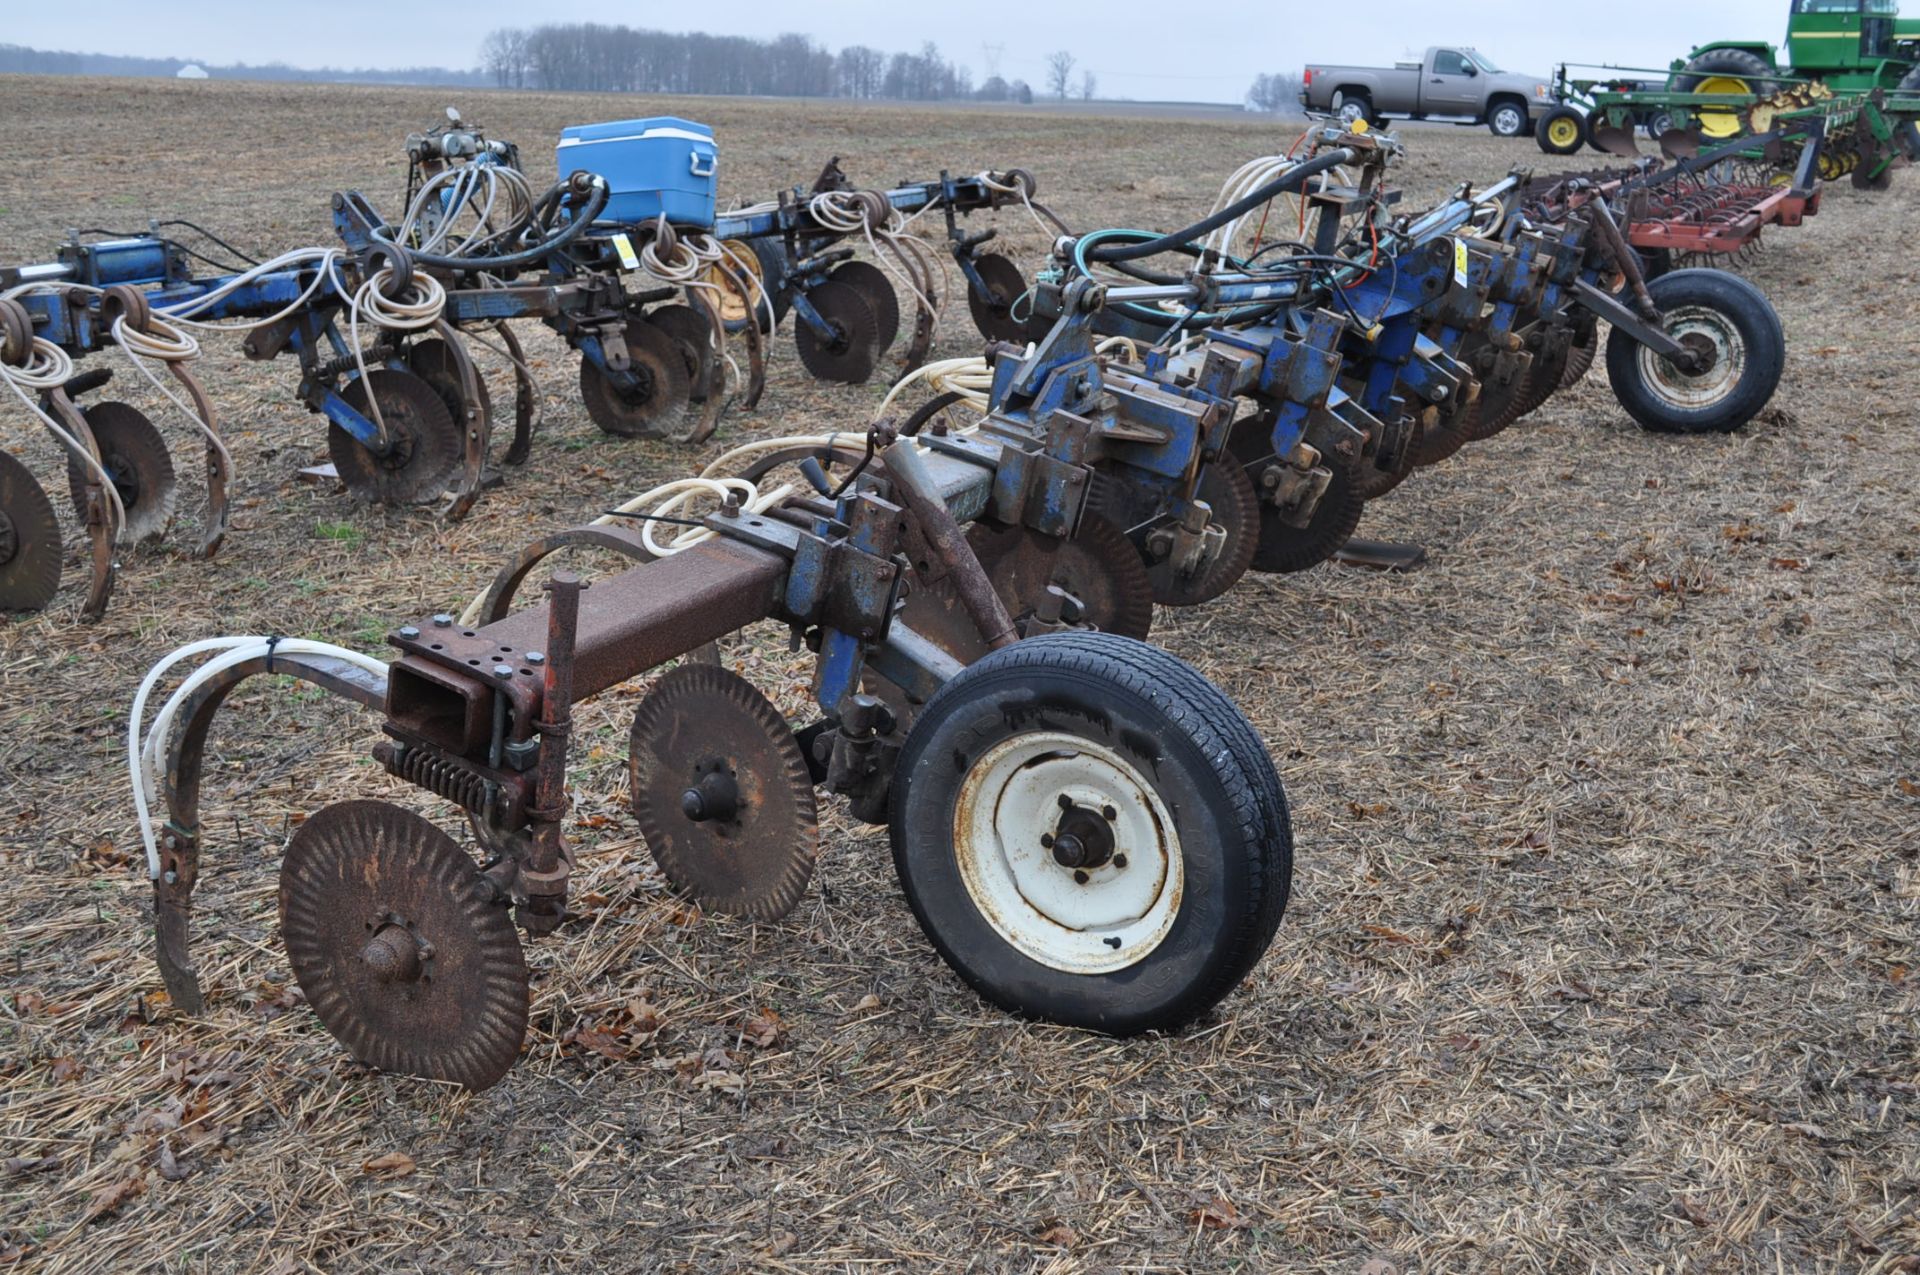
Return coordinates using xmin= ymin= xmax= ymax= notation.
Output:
xmin=717 ymin=234 xmax=791 ymax=335
xmin=1537 ymin=105 xmax=1588 ymax=156
xmin=1898 ymin=67 xmax=1920 ymax=161
xmin=1644 ymin=109 xmax=1676 ymax=140
xmin=1603 ymin=268 xmax=1785 ymax=435
xmin=1487 ymin=98 xmax=1530 ymax=139
xmin=1673 ymin=49 xmax=1778 ymax=140
xmin=888 ymin=631 xmax=1292 ymax=1035
xmin=1332 ymin=90 xmax=1375 ymax=129
xmin=900 ymin=389 xmax=971 ymax=438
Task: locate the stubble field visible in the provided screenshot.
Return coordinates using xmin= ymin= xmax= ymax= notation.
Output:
xmin=0 ymin=76 xmax=1916 ymax=1273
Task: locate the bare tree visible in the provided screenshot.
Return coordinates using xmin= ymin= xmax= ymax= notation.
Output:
xmin=1079 ymin=69 xmax=1097 ymax=101
xmin=1046 ymin=50 xmax=1075 ymax=100
xmin=1246 ymin=71 xmax=1303 ymax=113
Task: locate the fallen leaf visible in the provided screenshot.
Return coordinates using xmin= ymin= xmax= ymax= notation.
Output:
xmin=1781 ymin=1121 xmax=1825 ymax=1140
xmin=83 ymin=1175 xmax=146 ymax=1223
xmin=695 ymin=1069 xmax=745 ymax=1094
xmin=1359 ymin=1261 xmax=1400 ymax=1275
xmin=361 ymin=1151 xmax=416 ymax=1179
xmin=1346 ymin=801 xmax=1389 ymax=819
xmin=4 ymin=1156 xmax=59 ymax=1176
xmin=569 ymin=1028 xmax=635 ymax=1062
xmin=1036 ymin=1222 xmax=1077 ymax=1247
xmin=847 ymin=993 xmax=882 ymax=1014
xmin=49 ymin=1057 xmax=83 ymax=1083
xmin=1897 ymin=779 xmax=1919 ymax=797
xmin=1362 ymin=923 xmax=1415 ymax=945
xmin=1769 ymin=557 xmax=1806 ymax=571
xmin=1186 ymin=1194 xmax=1248 ymax=1230
xmin=741 ymin=1010 xmax=783 ymax=1049
xmin=155 ymin=1142 xmax=192 ymax=1182
xmin=1675 ymin=1194 xmax=1710 ymax=1227
xmin=765 ymin=1232 xmax=797 ymax=1257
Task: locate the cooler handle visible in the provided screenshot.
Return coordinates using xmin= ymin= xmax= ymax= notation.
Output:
xmin=689 ymin=150 xmax=715 ymax=178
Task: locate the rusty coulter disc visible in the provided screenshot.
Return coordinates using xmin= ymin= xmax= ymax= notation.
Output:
xmin=65 ymin=401 xmax=177 ymax=544
xmin=629 ymin=664 xmax=819 ymax=921
xmin=279 ymin=800 xmax=528 ymax=1090
xmin=0 ymin=451 xmax=62 ymax=613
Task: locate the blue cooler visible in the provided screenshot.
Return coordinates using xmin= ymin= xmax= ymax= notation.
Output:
xmin=555 ymin=117 xmax=718 ymax=228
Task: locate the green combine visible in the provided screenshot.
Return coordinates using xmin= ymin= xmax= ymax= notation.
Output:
xmin=1539 ymin=0 xmax=1920 ymax=183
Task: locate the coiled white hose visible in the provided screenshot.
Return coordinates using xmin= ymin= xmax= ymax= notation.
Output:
xmin=128 ymin=636 xmax=389 ymax=880
xmin=0 ymin=331 xmax=129 ymax=537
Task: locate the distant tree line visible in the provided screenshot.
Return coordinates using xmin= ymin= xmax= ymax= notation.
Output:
xmin=1246 ymin=72 xmax=1305 ymax=113
xmin=0 ymin=42 xmax=487 ymax=85
xmin=480 ymin=25 xmax=1035 ymax=102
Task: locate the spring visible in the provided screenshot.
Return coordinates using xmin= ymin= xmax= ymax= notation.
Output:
xmin=383 ymin=742 xmax=499 ymax=816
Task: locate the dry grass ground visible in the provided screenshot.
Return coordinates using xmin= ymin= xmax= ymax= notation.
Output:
xmin=0 ymin=76 xmax=1916 ymax=1273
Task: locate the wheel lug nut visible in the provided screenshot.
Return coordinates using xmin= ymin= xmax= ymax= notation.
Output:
xmin=1057 ymin=794 xmax=1074 ymax=811
xmin=1040 ymin=833 xmax=1054 ymax=849
xmin=1113 ymin=854 xmax=1128 ymax=869
xmin=1073 ymin=870 xmax=1089 ymax=885
xmin=1101 ymin=805 xmax=1117 ymax=821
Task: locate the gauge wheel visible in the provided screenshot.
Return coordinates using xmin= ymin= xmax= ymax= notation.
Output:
xmin=888 ymin=631 xmax=1292 ymax=1035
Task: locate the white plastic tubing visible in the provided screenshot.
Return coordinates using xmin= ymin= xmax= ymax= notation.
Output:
xmin=128 ymin=637 xmax=388 ymax=881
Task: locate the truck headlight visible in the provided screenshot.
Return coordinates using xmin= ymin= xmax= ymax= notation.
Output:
xmin=1535 ymin=83 xmax=1548 ymax=97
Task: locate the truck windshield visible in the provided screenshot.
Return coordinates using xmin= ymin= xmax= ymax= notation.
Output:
xmin=1467 ymin=50 xmax=1504 ymax=74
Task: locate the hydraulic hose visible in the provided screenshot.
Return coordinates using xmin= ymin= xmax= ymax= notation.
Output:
xmin=1087 ymin=148 xmax=1353 ymax=263
xmin=390 ymin=176 xmax=610 ymax=272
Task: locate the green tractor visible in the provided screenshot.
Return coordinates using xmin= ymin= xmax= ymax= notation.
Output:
xmin=1675 ymin=0 xmax=1920 ymax=145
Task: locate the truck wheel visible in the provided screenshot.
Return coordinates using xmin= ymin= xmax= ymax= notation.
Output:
xmin=1673 ymin=49 xmax=1778 ymax=140
xmin=1332 ymin=90 xmax=1374 ymax=129
xmin=888 ymin=632 xmax=1292 ymax=1036
xmin=1603 ymin=269 xmax=1784 ymax=435
xmin=1537 ymin=106 xmax=1587 ymax=156
xmin=1643 ymin=109 xmax=1677 ymax=140
xmin=1487 ymin=99 xmax=1529 ymax=138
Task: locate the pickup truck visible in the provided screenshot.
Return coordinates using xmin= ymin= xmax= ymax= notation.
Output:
xmin=1299 ymin=47 xmax=1554 ymax=138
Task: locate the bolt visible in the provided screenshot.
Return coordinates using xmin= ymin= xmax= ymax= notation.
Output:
xmin=432 ymin=613 xmax=453 ymax=628
xmin=398 ymin=625 xmax=420 ymax=639
xmin=1101 ymin=805 xmax=1117 ymax=822
xmin=163 ymin=870 xmax=178 ymax=885
xmin=1104 ymin=936 xmax=1122 ymax=949
xmin=1040 ymin=833 xmax=1055 ymax=849
xmin=1073 ymin=870 xmax=1090 ymax=885
xmin=1113 ymin=854 xmax=1128 ymax=869
xmin=1057 ymin=794 xmax=1074 ymax=811
xmin=525 ymin=651 xmax=546 ymax=665
xmin=492 ymin=664 xmax=514 ymax=679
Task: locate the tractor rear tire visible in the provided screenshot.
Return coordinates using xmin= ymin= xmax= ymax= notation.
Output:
xmin=1603 ymin=269 xmax=1785 ymax=435
xmin=1674 ymin=49 xmax=1779 ymax=141
xmin=1538 ymin=106 xmax=1587 ymax=156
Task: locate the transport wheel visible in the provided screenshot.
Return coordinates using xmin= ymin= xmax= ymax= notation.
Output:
xmin=966 ymin=253 xmax=1032 ymax=345
xmin=1227 ymin=417 xmax=1367 ymax=574
xmin=1487 ymin=100 xmax=1529 ymax=138
xmin=1674 ymin=49 xmax=1778 ymax=140
xmin=1644 ymin=109 xmax=1677 ymax=140
xmin=645 ymin=304 xmax=721 ymax=401
xmin=407 ymin=337 xmax=492 ymax=436
xmin=0 ymin=451 xmax=62 ymax=613
xmin=708 ymin=234 xmax=788 ymax=334
xmin=279 ymin=800 xmax=528 ymax=1091
xmin=1603 ymin=269 xmax=1785 ymax=435
xmin=794 ymin=281 xmax=882 ymax=384
xmin=578 ymin=320 xmax=692 ymax=439
xmin=330 ymin=369 xmax=462 ymax=505
xmin=1332 ymin=91 xmax=1374 ymax=129
xmin=888 ymin=631 xmax=1292 ymax=1035
xmin=1141 ymin=458 xmax=1260 ymax=607
xmin=829 ymin=260 xmax=901 ymax=353
xmin=1537 ymin=106 xmax=1587 ymax=156
xmin=65 ymin=401 xmax=177 ymax=544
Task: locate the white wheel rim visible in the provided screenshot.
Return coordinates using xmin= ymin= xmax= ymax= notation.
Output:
xmin=1635 ymin=305 xmax=1747 ymax=410
xmin=953 ymin=731 xmax=1182 ymax=974
xmin=1495 ymin=107 xmax=1521 ymax=133
xmin=1339 ymin=102 xmax=1364 ymax=125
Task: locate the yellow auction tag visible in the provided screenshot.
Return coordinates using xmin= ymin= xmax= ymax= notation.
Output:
xmin=1453 ymin=238 xmax=1470 ymax=288
xmin=611 ymin=233 xmax=640 ymax=271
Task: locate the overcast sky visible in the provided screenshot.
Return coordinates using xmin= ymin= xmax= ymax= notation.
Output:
xmin=9 ymin=1 xmax=1785 ymax=103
